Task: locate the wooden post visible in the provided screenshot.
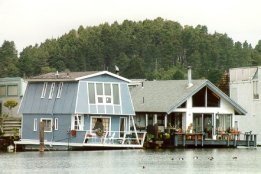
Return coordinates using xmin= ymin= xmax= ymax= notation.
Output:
xmin=246 ymin=134 xmax=250 ymax=147
xmin=195 ymin=134 xmax=197 ymax=147
xmin=182 ymin=134 xmax=186 ymax=147
xmin=254 ymin=135 xmax=257 ymax=147
xmin=39 ymin=121 xmax=45 ymax=152
xmin=233 ymin=136 xmax=237 ymax=147
xmin=174 ymin=133 xmax=178 ymax=147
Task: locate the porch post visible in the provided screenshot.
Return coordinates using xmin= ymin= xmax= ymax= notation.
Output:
xmin=145 ymin=114 xmax=148 ymax=127
xmin=164 ymin=114 xmax=168 ymax=128
xmin=131 ymin=115 xmax=140 ymax=144
xmin=154 ymin=114 xmax=157 ymax=125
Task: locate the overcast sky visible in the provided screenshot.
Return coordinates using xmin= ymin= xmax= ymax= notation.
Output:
xmin=1 ymin=0 xmax=261 ymax=53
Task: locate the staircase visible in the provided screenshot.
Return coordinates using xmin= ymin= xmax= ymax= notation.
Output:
xmin=0 ymin=117 xmax=21 ymax=138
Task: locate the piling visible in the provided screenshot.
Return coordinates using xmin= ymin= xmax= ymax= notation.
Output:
xmin=39 ymin=121 xmax=44 ymax=152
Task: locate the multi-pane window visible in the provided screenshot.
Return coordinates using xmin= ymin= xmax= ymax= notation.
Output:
xmin=7 ymin=85 xmax=18 ymax=96
xmin=104 ymin=84 xmax=112 ymax=104
xmin=88 ymin=83 xmax=120 ymax=105
xmin=72 ymin=115 xmax=84 ymax=130
xmin=88 ymin=83 xmax=95 ymax=104
xmin=0 ymin=85 xmax=6 ymax=96
xmin=41 ymin=82 xmax=48 ymax=98
xmin=216 ymin=114 xmax=232 ymax=132
xmin=112 ymin=84 xmax=120 ymax=104
xmin=56 ymin=82 xmax=63 ymax=98
xmin=41 ymin=118 xmax=52 ymax=132
xmin=48 ymin=82 xmax=55 ymax=99
xmin=96 ymin=83 xmax=104 ymax=103
xmin=91 ymin=117 xmax=110 ymax=132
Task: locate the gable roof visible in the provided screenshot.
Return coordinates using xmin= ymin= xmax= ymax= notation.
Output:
xmin=27 ymin=71 xmax=131 ymax=83
xmin=131 ymin=79 xmax=247 ymax=115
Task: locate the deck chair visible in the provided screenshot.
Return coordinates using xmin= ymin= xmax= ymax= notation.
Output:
xmin=108 ymin=132 xmax=116 ymax=144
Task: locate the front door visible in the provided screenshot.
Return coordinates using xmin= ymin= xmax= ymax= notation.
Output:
xmin=120 ymin=117 xmax=127 ymax=138
xmin=193 ymin=113 xmax=213 ymax=139
xmin=203 ymin=114 xmax=213 ymax=139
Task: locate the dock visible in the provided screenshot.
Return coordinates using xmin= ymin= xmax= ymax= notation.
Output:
xmin=171 ymin=132 xmax=257 ymax=148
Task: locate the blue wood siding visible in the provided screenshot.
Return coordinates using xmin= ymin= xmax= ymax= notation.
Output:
xmin=75 ymin=81 xmax=135 ymax=115
xmin=120 ymin=83 xmax=135 ymax=115
xmin=19 ymin=82 xmax=77 ymax=114
xmin=22 ymin=114 xmax=72 ymax=143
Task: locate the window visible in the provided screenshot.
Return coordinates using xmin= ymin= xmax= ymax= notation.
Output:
xmin=96 ymin=83 xmax=104 ymax=103
xmin=192 ymin=87 xmax=220 ymax=107
xmin=41 ymin=118 xmax=52 ymax=132
xmin=91 ymin=117 xmax=110 ymax=132
xmin=88 ymin=83 xmax=118 ymax=105
xmin=54 ymin=118 xmax=58 ymax=130
xmin=253 ymin=80 xmax=259 ymax=99
xmin=0 ymin=85 xmax=6 ymax=96
xmin=41 ymin=82 xmax=48 ymax=98
xmin=48 ymin=82 xmax=55 ymax=99
xmin=34 ymin=118 xmax=37 ymax=131
xmin=104 ymin=84 xmax=112 ymax=104
xmin=88 ymin=83 xmax=95 ymax=104
xmin=72 ymin=115 xmax=84 ymax=130
xmin=113 ymin=84 xmax=120 ymax=104
xmin=7 ymin=85 xmax=18 ymax=96
xmin=56 ymin=82 xmax=63 ymax=98
xmin=216 ymin=114 xmax=232 ymax=132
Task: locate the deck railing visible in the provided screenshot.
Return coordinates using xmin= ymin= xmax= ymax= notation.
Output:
xmin=84 ymin=130 xmax=147 ymax=147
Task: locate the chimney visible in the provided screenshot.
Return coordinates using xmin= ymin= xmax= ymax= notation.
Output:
xmin=55 ymin=71 xmax=59 ymax=79
xmin=187 ymin=66 xmax=193 ymax=88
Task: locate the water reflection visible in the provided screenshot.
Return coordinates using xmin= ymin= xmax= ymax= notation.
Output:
xmin=0 ymin=148 xmax=260 ymax=174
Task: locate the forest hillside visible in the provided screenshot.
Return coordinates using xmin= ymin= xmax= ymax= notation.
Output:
xmin=1 ymin=17 xmax=261 ymax=84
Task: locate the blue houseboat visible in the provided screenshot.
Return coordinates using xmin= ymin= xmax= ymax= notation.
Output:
xmin=15 ymin=71 xmax=146 ymax=150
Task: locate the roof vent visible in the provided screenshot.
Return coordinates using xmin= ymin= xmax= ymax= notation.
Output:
xmin=55 ymin=71 xmax=59 ymax=78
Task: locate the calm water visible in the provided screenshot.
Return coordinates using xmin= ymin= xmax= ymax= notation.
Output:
xmin=0 ymin=147 xmax=260 ymax=174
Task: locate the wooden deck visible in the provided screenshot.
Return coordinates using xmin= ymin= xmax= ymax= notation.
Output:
xmin=171 ymin=132 xmax=257 ymax=148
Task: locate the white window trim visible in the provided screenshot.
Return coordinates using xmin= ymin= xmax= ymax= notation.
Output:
xmin=90 ymin=116 xmax=111 ymax=133
xmin=56 ymin=82 xmax=63 ymax=98
xmin=49 ymin=82 xmax=55 ymax=99
xmin=54 ymin=118 xmax=58 ymax=130
xmin=96 ymin=83 xmax=113 ymax=105
xmin=40 ymin=118 xmax=53 ymax=132
xmin=72 ymin=114 xmax=84 ymax=130
xmin=33 ymin=118 xmax=37 ymax=131
xmin=41 ymin=82 xmax=48 ymax=98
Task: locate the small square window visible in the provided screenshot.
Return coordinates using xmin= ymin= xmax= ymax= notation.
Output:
xmin=41 ymin=118 xmax=52 ymax=132
xmin=97 ymin=96 xmax=103 ymax=103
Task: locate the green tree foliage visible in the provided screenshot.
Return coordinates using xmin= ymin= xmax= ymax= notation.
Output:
xmin=1 ymin=18 xmax=261 ymax=84
xmin=0 ymin=41 xmax=19 ymax=77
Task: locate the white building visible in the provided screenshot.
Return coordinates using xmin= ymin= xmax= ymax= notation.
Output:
xmin=229 ymin=66 xmax=261 ymax=144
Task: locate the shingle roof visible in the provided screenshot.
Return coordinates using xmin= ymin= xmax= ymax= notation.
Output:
xmin=130 ymin=79 xmax=247 ymax=115
xmin=28 ymin=71 xmax=99 ymax=81
xmin=131 ymin=80 xmax=206 ymax=113
xmin=27 ymin=71 xmax=131 ymax=82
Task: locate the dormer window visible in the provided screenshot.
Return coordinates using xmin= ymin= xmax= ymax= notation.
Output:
xmin=41 ymin=82 xmax=48 ymax=98
xmin=49 ymin=82 xmax=55 ymax=99
xmin=56 ymin=82 xmax=63 ymax=98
